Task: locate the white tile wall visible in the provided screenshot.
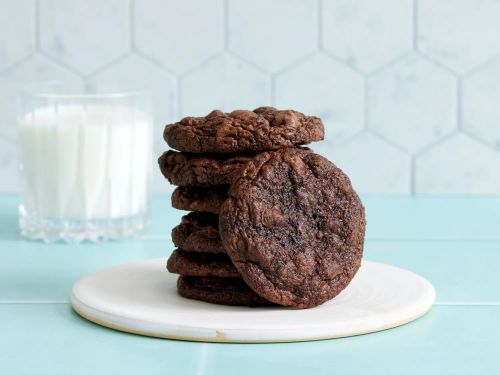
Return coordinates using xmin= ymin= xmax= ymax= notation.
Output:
xmin=462 ymin=58 xmax=500 ymax=149
xmin=415 ymin=134 xmax=500 ymax=194
xmin=39 ymin=0 xmax=130 ymax=74
xmin=180 ymin=54 xmax=271 ymax=116
xmin=275 ymin=53 xmax=364 ymax=146
xmin=332 ymin=132 xmax=411 ymax=194
xmin=227 ymin=0 xmax=318 ymax=72
xmin=418 ymin=0 xmax=500 ymax=73
xmin=134 ymin=0 xmax=225 ymax=74
xmin=321 ymin=0 xmax=413 ymax=73
xmin=0 ymin=55 xmax=83 ymax=141
xmin=0 ymin=0 xmax=35 ymax=70
xmin=367 ymin=54 xmax=457 ymax=153
xmin=0 ymin=0 xmax=499 ymax=194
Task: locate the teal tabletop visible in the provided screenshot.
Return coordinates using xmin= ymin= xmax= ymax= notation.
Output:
xmin=1 ymin=195 xmax=500 ymax=375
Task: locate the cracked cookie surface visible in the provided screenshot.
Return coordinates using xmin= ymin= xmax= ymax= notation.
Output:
xmin=171 ymin=186 xmax=227 ymax=214
xmin=219 ymin=148 xmax=366 ymax=308
xmin=163 ymin=107 xmax=324 ymax=153
xmin=159 ymin=150 xmax=253 ymax=187
xmin=167 ymin=249 xmax=239 ymax=278
xmin=171 ymin=212 xmax=225 ymax=254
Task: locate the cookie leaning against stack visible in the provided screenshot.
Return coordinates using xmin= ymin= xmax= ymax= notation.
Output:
xmin=159 ymin=107 xmax=365 ymax=309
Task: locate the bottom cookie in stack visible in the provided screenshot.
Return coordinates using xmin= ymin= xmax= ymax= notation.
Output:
xmin=167 ymin=248 xmax=273 ymax=307
xmin=177 ymin=276 xmax=274 ymax=307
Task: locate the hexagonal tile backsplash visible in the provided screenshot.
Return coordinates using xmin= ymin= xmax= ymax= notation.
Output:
xmin=0 ymin=0 xmax=498 ymax=194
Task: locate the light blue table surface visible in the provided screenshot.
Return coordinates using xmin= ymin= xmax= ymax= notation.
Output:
xmin=1 ymin=194 xmax=500 ymax=374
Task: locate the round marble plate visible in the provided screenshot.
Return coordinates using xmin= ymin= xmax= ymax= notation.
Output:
xmin=71 ymin=258 xmax=435 ymax=343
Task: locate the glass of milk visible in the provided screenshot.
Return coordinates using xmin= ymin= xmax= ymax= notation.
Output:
xmin=17 ymin=83 xmax=153 ymax=243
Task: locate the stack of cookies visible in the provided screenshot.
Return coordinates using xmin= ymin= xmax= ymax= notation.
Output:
xmin=159 ymin=107 xmax=366 ymax=309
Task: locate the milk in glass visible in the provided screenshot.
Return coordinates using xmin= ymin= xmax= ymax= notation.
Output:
xmin=18 ymin=101 xmax=152 ymax=242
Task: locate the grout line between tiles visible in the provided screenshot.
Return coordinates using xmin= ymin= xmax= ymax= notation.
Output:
xmin=0 ymin=53 xmax=35 ymax=73
xmin=270 ymin=75 xmax=277 ymax=106
xmin=415 ymin=51 xmax=459 ymax=77
xmin=363 ymin=77 xmax=368 ymax=130
xmin=350 ymin=237 xmax=500 ymax=242
xmin=0 ymin=301 xmax=68 ymax=305
xmin=195 ymin=344 xmax=210 ymax=375
xmin=456 ymin=77 xmax=462 ymax=130
xmin=317 ymin=0 xmax=323 ymax=50
xmin=410 ymin=154 xmax=416 ymax=194
xmin=435 ymin=302 xmax=500 ymax=307
xmin=365 ymin=51 xmax=413 ymax=79
xmin=412 ymin=129 xmax=458 ymax=159
xmin=129 ymin=0 xmax=135 ymax=50
xmin=131 ymin=50 xmax=177 ymax=77
xmin=223 ymin=0 xmax=229 ymax=50
xmin=178 ymin=51 xmax=225 ymax=79
xmin=176 ymin=74 xmax=183 ymax=117
xmin=37 ymin=50 xmax=85 ymax=78
xmin=365 ymin=129 xmax=410 ymax=154
xmin=321 ymin=50 xmax=364 ymax=75
xmin=85 ymin=53 xmax=130 ymax=79
xmin=462 ymin=53 xmax=500 ymax=77
xmin=412 ymin=0 xmax=418 ymax=50
xmin=459 ymin=130 xmax=500 ymax=153
xmin=274 ymin=51 xmax=318 ymax=76
xmin=226 ymin=50 xmax=274 ymax=75
xmin=34 ymin=0 xmax=41 ymax=51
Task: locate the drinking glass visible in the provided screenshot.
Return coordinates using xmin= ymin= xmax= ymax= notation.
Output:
xmin=17 ymin=82 xmax=153 ymax=243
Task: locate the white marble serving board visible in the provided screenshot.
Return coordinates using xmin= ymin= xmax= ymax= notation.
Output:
xmin=71 ymin=258 xmax=435 ymax=343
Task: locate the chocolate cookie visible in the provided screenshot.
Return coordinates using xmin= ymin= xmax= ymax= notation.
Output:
xmin=177 ymin=276 xmax=274 ymax=307
xmin=159 ymin=150 xmax=254 ymax=187
xmin=172 ymin=212 xmax=225 ymax=254
xmin=219 ymin=148 xmax=366 ymax=309
xmin=163 ymin=107 xmax=324 ymax=153
xmin=171 ymin=186 xmax=227 ymax=214
xmin=167 ymin=249 xmax=239 ymax=278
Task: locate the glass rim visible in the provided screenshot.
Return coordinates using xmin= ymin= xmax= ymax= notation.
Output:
xmin=19 ymin=81 xmax=151 ymax=100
